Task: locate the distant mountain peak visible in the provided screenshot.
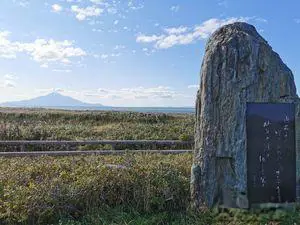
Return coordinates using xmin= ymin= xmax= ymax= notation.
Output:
xmin=41 ymin=92 xmax=74 ymax=99
xmin=0 ymin=92 xmax=103 ymax=108
xmin=48 ymin=91 xmax=60 ymax=96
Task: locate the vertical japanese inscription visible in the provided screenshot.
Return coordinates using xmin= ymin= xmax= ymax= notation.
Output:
xmin=247 ymin=103 xmax=296 ymax=205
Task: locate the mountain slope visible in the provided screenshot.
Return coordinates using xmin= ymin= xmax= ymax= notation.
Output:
xmin=0 ymin=92 xmax=103 ymax=108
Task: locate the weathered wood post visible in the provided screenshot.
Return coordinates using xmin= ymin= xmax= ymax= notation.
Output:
xmin=191 ymin=22 xmax=299 ymax=209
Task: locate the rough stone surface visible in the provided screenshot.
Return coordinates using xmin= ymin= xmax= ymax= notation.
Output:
xmin=191 ymin=22 xmax=298 ymax=209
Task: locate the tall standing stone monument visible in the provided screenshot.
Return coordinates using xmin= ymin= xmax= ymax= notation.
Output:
xmin=191 ymin=22 xmax=299 ymax=209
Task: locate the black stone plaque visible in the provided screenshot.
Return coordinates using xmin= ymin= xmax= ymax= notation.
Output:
xmin=246 ymin=103 xmax=296 ymax=205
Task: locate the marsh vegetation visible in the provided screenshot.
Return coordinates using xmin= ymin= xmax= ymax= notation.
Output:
xmin=0 ymin=109 xmax=299 ymax=224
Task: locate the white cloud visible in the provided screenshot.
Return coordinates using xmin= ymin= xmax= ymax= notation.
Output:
xmin=128 ymin=1 xmax=144 ymax=10
xmin=0 ymin=31 xmax=86 ymax=65
xmin=71 ymin=5 xmax=104 ymax=21
xmin=136 ymin=17 xmax=249 ymax=49
xmin=100 ymin=54 xmax=108 ymax=59
xmin=95 ymin=52 xmax=121 ymax=62
xmin=3 ymin=80 xmax=16 ymax=88
xmin=0 ymin=34 xmax=19 ymax=60
xmin=136 ymin=34 xmax=164 ymax=43
xmin=164 ymin=26 xmax=188 ymax=34
xmin=66 ymin=0 xmax=83 ymax=2
xmin=0 ymin=74 xmax=18 ymax=88
xmin=52 ymin=4 xmax=63 ymax=12
xmin=64 ymin=0 xmax=142 ymax=22
xmin=111 ymin=53 xmax=121 ymax=57
xmin=170 ymin=5 xmax=180 ymax=13
xmin=92 ymin=28 xmax=103 ymax=32
xmin=98 ymin=88 xmax=109 ymax=93
xmin=40 ymin=63 xmax=49 ymax=68
xmin=83 ymin=86 xmax=180 ymax=100
xmin=90 ymin=0 xmax=104 ymax=4
xmin=188 ymin=85 xmax=198 ymax=89
xmin=254 ymin=17 xmax=268 ymax=23
xmin=4 ymin=74 xmax=18 ymax=80
xmin=52 ymin=69 xmax=72 ymax=73
xmin=107 ymin=7 xmax=117 ymax=14
xmin=19 ymin=39 xmax=86 ymax=64
xmin=0 ymin=31 xmax=19 ymax=59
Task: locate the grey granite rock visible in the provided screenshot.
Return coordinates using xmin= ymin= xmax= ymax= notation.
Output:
xmin=191 ymin=22 xmax=298 ymax=209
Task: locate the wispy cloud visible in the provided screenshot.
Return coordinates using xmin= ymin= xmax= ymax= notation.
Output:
xmin=294 ymin=18 xmax=300 ymax=24
xmin=13 ymin=0 xmax=29 ymax=8
xmin=52 ymin=69 xmax=72 ymax=73
xmin=254 ymin=17 xmax=268 ymax=23
xmin=92 ymin=28 xmax=103 ymax=32
xmin=71 ymin=5 xmax=104 ymax=21
xmin=100 ymin=54 xmax=108 ymax=59
xmin=218 ymin=0 xmax=228 ymax=8
xmin=51 ymin=4 xmax=63 ymax=13
xmin=113 ymin=45 xmax=125 ymax=50
xmin=35 ymin=88 xmax=66 ymax=94
xmin=170 ymin=5 xmax=180 ymax=13
xmin=136 ymin=17 xmax=249 ymax=49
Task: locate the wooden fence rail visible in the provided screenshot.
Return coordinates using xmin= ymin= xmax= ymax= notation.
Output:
xmin=0 ymin=140 xmax=193 ymax=146
xmin=0 ymin=140 xmax=194 ymax=156
xmin=0 ymin=149 xmax=194 ymax=157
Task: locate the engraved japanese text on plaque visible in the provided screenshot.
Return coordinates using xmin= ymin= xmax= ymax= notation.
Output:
xmin=246 ymin=103 xmax=296 ymax=205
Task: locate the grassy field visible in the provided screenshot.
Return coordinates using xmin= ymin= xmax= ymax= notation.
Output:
xmin=0 ymin=108 xmax=194 ymax=141
xmin=0 ymin=154 xmax=192 ymax=224
xmin=1 ymin=108 xmax=300 ymax=224
xmin=3 ymin=154 xmax=300 ymax=225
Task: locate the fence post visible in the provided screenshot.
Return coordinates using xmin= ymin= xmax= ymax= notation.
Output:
xmin=111 ymin=144 xmax=116 ymax=150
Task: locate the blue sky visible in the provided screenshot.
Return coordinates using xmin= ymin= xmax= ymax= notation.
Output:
xmin=0 ymin=0 xmax=299 ymax=107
